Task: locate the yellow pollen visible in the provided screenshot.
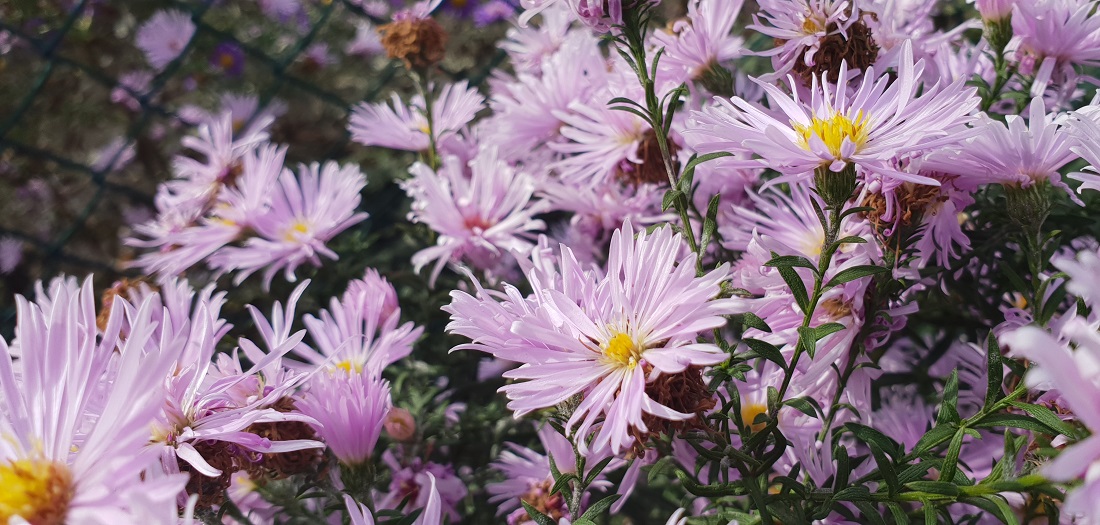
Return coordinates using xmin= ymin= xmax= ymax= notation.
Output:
xmin=741 ymin=404 xmax=769 ymax=433
xmin=794 ymin=111 xmax=870 ymax=159
xmin=1010 ymin=292 xmax=1028 ymax=310
xmin=801 ymin=16 xmax=825 ymax=34
xmin=602 ymin=333 xmax=640 ymax=368
xmin=0 ymin=459 xmax=75 ymax=525
xmin=284 ymin=220 xmax=310 ymax=242
xmin=334 ymin=360 xmax=364 ymax=374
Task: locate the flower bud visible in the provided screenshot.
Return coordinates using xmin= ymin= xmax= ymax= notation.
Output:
xmin=384 ymin=407 xmax=417 ymax=441
xmin=813 ymin=163 xmax=858 ymax=210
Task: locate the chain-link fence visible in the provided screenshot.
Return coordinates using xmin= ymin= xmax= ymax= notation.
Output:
xmin=0 ymin=0 xmax=508 ymax=328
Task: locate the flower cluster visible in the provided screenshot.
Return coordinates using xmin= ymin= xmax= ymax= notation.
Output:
xmin=13 ymin=0 xmax=1100 ymax=523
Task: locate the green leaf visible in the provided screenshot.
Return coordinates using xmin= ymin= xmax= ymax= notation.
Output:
xmin=1008 ymin=401 xmax=1075 ymax=436
xmin=675 ymin=469 xmax=744 ymax=497
xmin=744 ymin=338 xmax=787 ymax=372
xmin=742 ymin=312 xmax=772 ymax=333
xmin=959 ymin=495 xmax=1019 ymax=525
xmin=904 ymin=481 xmax=960 ymax=496
xmin=521 ymin=501 xmax=558 ymax=525
xmin=984 ymin=334 xmax=1004 ymax=409
xmin=833 ymin=486 xmax=873 ymax=501
xmin=847 ymin=423 xmax=901 ymax=458
xmin=936 ymin=369 xmax=961 ymax=426
xmin=784 ymin=396 xmax=821 ymax=418
xmin=974 ymin=413 xmax=1058 ymax=435
xmin=813 ymin=322 xmax=846 ymax=340
xmin=851 ymin=501 xmax=888 ymax=525
xmin=765 ymin=254 xmax=818 ymax=270
xmin=680 ymin=151 xmax=733 ymax=176
xmin=1040 ymin=280 xmax=1069 ymax=326
xmin=923 ymin=501 xmax=937 ymax=525
xmin=825 ymin=265 xmax=889 ymax=288
xmin=910 ymin=424 xmax=957 ymax=457
xmin=700 ymin=193 xmax=721 ymax=249
xmin=584 ymin=456 xmax=616 ymax=487
xmin=578 ymin=494 xmax=621 ymax=520
xmin=777 ymin=265 xmax=811 ymax=313
xmin=833 ymin=446 xmax=850 ymax=491
xmin=939 ymin=429 xmax=966 ymax=484
xmin=662 ymin=189 xmax=684 ymax=211
xmin=835 ymin=235 xmax=868 ymax=245
xmin=885 ymin=502 xmax=907 ymax=525
xmin=869 ymin=440 xmax=900 ymax=495
xmin=796 ymin=326 xmax=818 ymax=359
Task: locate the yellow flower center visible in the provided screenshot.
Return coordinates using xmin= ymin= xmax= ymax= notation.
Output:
xmin=741 ymin=404 xmax=769 ymax=433
xmin=284 ymin=220 xmax=310 ymax=242
xmin=603 ymin=333 xmax=641 ymax=369
xmin=801 ymin=16 xmax=825 ymax=34
xmin=334 ymin=359 xmax=364 ymax=374
xmin=0 ymin=459 xmax=75 ymax=525
xmin=794 ymin=111 xmax=870 ymax=159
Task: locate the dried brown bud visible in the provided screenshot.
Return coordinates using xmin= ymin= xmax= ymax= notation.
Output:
xmin=618 ymin=129 xmax=679 ymax=187
xmin=792 ymin=18 xmax=879 ymax=84
xmin=378 ymin=17 xmax=448 ymax=70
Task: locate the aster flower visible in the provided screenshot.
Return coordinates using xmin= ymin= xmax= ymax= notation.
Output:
xmin=0 ymin=278 xmax=188 ymax=524
xmin=347 ymin=20 xmax=384 ymax=56
xmin=1065 ymin=104 xmax=1100 ymax=194
xmin=135 ymin=10 xmax=195 ymax=70
xmin=0 ymin=235 xmax=23 ymax=274
xmin=295 ymin=272 xmax=423 ymax=375
xmin=446 ymin=221 xmax=735 ymax=454
xmin=209 ymin=41 xmax=245 ymax=77
xmin=686 ymin=40 xmax=980 ymax=187
xmin=488 ymin=424 xmax=619 ymax=523
xmin=345 ymin=494 xmax=376 ymax=525
xmin=750 ymin=0 xmax=870 ymax=81
xmin=348 ymin=81 xmax=485 ymax=152
xmin=208 ymin=161 xmax=369 ymax=288
xmin=921 ymin=98 xmax=1081 ymax=200
xmin=1012 ymin=0 xmax=1100 ymax=98
xmin=650 ymin=0 xmax=745 ymax=85
xmin=1003 ymin=247 xmax=1100 ymax=521
xmin=378 ymin=451 xmax=464 ymax=522
xmin=402 ymin=148 xmax=548 ymax=285
xmin=503 ymin=3 xmax=573 ymax=74
xmin=297 ymin=369 xmax=391 ymax=467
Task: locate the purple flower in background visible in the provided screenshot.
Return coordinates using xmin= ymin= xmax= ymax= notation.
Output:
xmin=136 ymin=9 xmax=195 ymax=70
xmin=474 ymin=0 xmax=517 ymax=26
xmin=210 ymin=41 xmax=246 ymax=77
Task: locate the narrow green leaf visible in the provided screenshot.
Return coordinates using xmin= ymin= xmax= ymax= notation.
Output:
xmin=813 ymin=322 xmax=846 ymax=341
xmin=681 ymin=151 xmax=733 ymax=175
xmin=765 ymin=254 xmax=818 ymax=270
xmin=936 ymin=369 xmax=961 ymax=426
xmin=662 ymin=189 xmax=683 ymax=211
xmin=835 ymin=235 xmax=868 ymax=245
xmin=939 ymin=429 xmax=966 ymax=484
xmin=974 ymin=413 xmax=1058 ymax=435
xmin=825 ymin=265 xmax=890 ymax=288
xmin=700 ymin=193 xmax=721 ymax=249
xmin=584 ymin=456 xmax=616 ymax=486
xmin=796 ymin=326 xmax=818 ymax=359
xmin=1008 ymin=401 xmax=1075 ymax=436
xmin=910 ymin=424 xmax=957 ymax=457
xmin=777 ymin=265 xmax=811 ymax=313
xmin=784 ymin=396 xmax=820 ymax=419
xmin=851 ymin=501 xmax=888 ymax=525
xmin=904 ymin=481 xmax=960 ymax=496
xmin=578 ymin=494 xmax=621 ymax=520
xmin=742 ymin=312 xmax=772 ymax=333
xmin=521 ymin=501 xmax=557 ymax=525
xmin=885 ymin=502 xmax=907 ymax=525
xmin=984 ymin=334 xmax=1004 ymax=409
xmin=744 ymin=338 xmax=787 ymax=371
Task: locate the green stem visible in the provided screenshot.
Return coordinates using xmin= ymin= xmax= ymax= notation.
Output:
xmin=414 ymin=70 xmax=441 ymax=171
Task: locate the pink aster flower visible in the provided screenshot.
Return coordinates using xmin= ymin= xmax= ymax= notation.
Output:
xmin=503 ymin=3 xmax=573 ymax=74
xmin=295 ymin=272 xmax=423 ymax=375
xmin=1003 ymin=247 xmax=1100 ymax=521
xmin=520 ymin=0 xmax=651 ymax=33
xmin=651 ymin=0 xmax=745 ymax=85
xmin=1065 ymin=104 xmax=1100 ymax=194
xmin=0 ymin=235 xmax=23 ymax=274
xmin=488 ymin=424 xmax=619 ymax=523
xmin=378 ymin=451 xmax=463 ymax=523
xmin=345 ymin=494 xmax=376 ymax=525
xmin=348 ymin=81 xmax=485 ymax=152
xmin=136 ymin=10 xmax=195 ymax=70
xmin=208 ymin=161 xmax=368 ymax=288
xmin=1011 ymin=0 xmax=1100 ymax=98
xmin=686 ymin=41 xmax=980 ymax=186
xmin=402 ymin=148 xmax=547 ymax=286
xmin=749 ymin=0 xmax=860 ymax=80
xmin=347 ymin=20 xmax=384 ymax=56
xmin=921 ymin=98 xmax=1081 ymax=200
xmin=297 ymin=369 xmax=391 ymax=467
xmin=445 ymin=221 xmax=736 ymax=454
xmin=0 ymin=278 xmax=189 ymax=523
